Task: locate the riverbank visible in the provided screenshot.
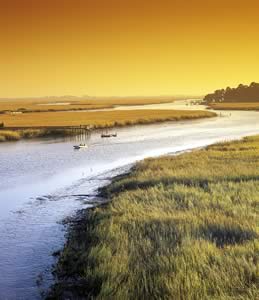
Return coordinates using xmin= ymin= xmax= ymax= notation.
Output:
xmin=48 ymin=135 xmax=259 ymax=299
xmin=0 ymin=109 xmax=216 ymax=142
xmin=207 ymin=102 xmax=259 ymax=111
xmin=0 ymin=128 xmax=79 ymax=142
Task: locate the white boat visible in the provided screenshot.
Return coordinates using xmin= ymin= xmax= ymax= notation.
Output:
xmin=73 ymin=143 xmax=88 ymax=149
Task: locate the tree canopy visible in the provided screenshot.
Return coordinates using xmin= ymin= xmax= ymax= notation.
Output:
xmin=204 ymin=82 xmax=259 ymax=103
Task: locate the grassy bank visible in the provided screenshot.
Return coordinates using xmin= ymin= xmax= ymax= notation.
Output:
xmin=0 ymin=129 xmax=78 ymax=142
xmin=208 ymin=102 xmax=259 ymax=111
xmin=0 ymin=109 xmax=216 ymax=142
xmin=0 ymin=109 xmax=215 ymax=128
xmin=49 ymin=136 xmax=259 ymax=299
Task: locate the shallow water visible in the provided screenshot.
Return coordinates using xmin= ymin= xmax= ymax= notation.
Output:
xmin=0 ymin=108 xmax=259 ymax=299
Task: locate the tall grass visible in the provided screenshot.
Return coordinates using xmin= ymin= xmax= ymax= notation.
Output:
xmin=0 ymin=109 xmax=216 ymax=128
xmin=0 ymin=110 xmax=215 ymax=143
xmin=0 ymin=130 xmax=20 ymax=141
xmin=21 ymin=129 xmax=77 ymax=138
xmin=0 ymin=129 xmax=78 ymax=142
xmin=208 ymin=102 xmax=259 ymax=110
xmin=49 ymin=136 xmax=259 ymax=300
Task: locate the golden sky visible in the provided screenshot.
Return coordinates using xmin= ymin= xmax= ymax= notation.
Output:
xmin=1 ymin=0 xmax=259 ymax=97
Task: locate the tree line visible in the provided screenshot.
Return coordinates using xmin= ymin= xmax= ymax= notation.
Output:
xmin=204 ymin=82 xmax=259 ymax=103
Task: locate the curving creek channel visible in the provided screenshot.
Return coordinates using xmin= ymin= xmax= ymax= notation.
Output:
xmin=0 ymin=102 xmax=259 ymax=299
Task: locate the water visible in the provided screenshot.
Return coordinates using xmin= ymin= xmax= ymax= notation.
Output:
xmin=0 ymin=109 xmax=259 ymax=299
xmin=68 ymin=99 xmax=201 ymax=112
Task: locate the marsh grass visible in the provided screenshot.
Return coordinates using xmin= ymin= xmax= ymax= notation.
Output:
xmin=0 ymin=110 xmax=215 ymax=143
xmin=208 ymin=102 xmax=259 ymax=110
xmin=0 ymin=97 xmax=176 ymax=114
xmin=0 ymin=130 xmax=20 ymax=141
xmin=48 ymin=135 xmax=259 ymax=299
xmin=0 ymin=129 xmax=77 ymax=142
xmin=0 ymin=109 xmax=215 ymax=143
xmin=0 ymin=109 xmax=215 ymax=128
xmin=21 ymin=128 xmax=77 ymax=138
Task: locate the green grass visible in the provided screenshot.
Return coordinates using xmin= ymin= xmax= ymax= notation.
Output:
xmin=48 ymin=136 xmax=259 ymax=300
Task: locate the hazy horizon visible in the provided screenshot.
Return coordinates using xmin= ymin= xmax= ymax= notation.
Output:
xmin=0 ymin=95 xmax=203 ymax=101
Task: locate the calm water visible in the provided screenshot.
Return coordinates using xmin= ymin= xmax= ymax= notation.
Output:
xmin=0 ymin=108 xmax=259 ymax=299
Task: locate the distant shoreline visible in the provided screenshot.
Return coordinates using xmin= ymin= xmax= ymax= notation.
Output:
xmin=206 ymin=102 xmax=259 ymax=111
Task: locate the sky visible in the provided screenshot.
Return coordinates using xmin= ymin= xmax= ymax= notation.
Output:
xmin=1 ymin=0 xmax=259 ymax=98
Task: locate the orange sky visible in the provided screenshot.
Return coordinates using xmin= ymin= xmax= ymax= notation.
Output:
xmin=1 ymin=0 xmax=259 ymax=97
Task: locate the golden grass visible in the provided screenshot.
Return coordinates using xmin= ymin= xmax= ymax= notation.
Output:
xmin=208 ymin=102 xmax=259 ymax=110
xmin=0 ymin=130 xmax=20 ymax=141
xmin=0 ymin=102 xmax=112 ymax=113
xmin=49 ymin=136 xmax=259 ymax=299
xmin=0 ymin=97 xmax=176 ymax=113
xmin=0 ymin=129 xmax=78 ymax=142
xmin=0 ymin=109 xmax=216 ymax=128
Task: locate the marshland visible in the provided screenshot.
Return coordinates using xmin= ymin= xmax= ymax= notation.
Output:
xmin=0 ymin=128 xmax=78 ymax=142
xmin=0 ymin=98 xmax=215 ymax=142
xmin=0 ymin=109 xmax=215 ymax=129
xmin=3 ymin=0 xmax=259 ymax=299
xmin=0 ymin=96 xmax=179 ymax=114
xmin=0 ymin=107 xmax=258 ymax=299
xmin=49 ymin=135 xmax=259 ymax=299
xmin=207 ymin=102 xmax=259 ymax=111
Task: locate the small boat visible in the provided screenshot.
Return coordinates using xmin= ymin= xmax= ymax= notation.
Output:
xmin=101 ymin=132 xmax=117 ymax=138
xmin=101 ymin=133 xmax=111 ymax=138
xmin=73 ymin=143 xmax=88 ymax=149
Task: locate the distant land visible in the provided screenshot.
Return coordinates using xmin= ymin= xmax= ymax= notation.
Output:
xmin=0 ymin=95 xmax=201 ymax=103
